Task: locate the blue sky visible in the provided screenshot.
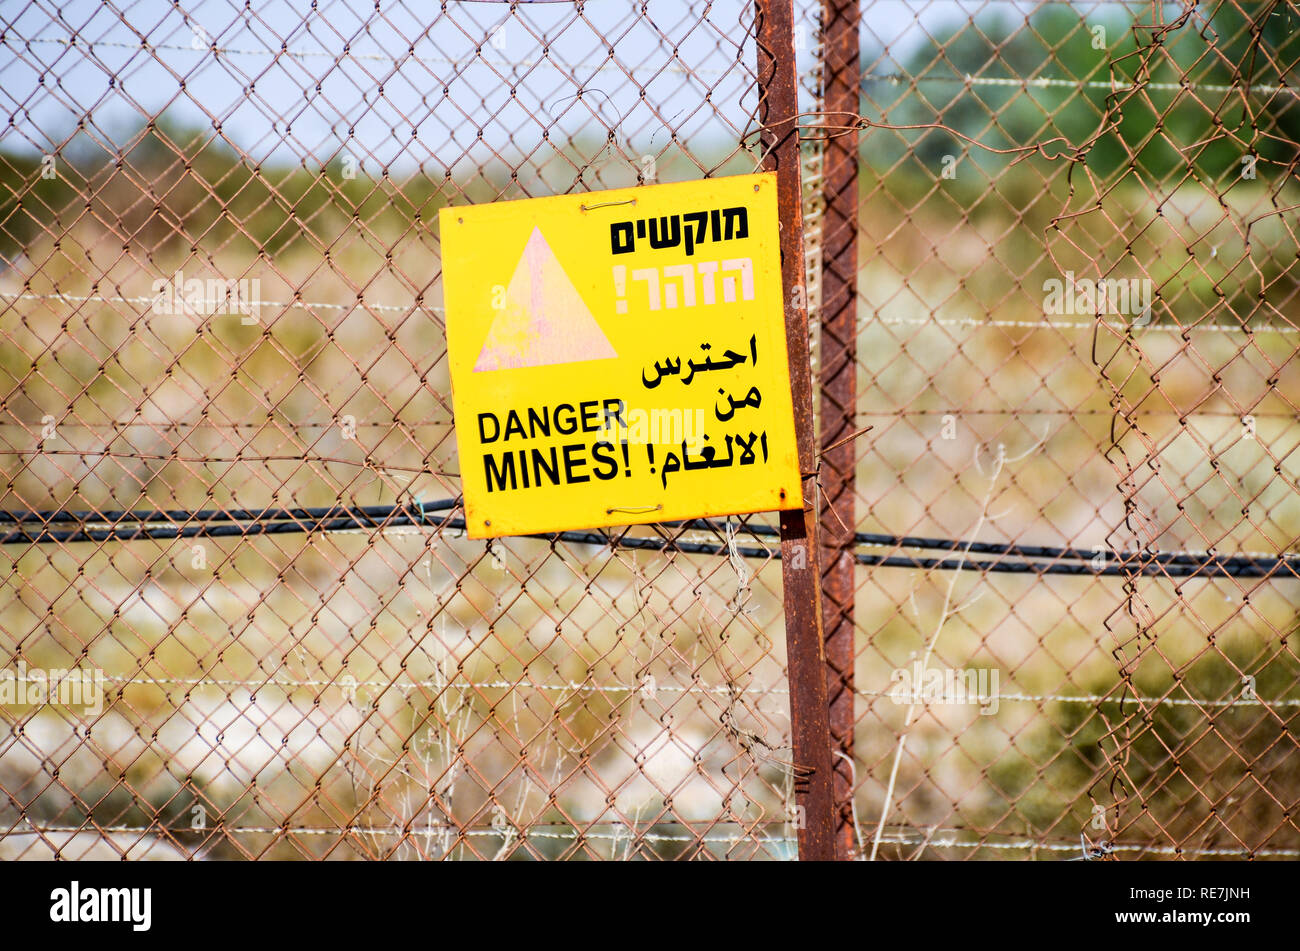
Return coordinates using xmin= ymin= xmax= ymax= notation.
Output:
xmin=0 ymin=0 xmax=1089 ymax=173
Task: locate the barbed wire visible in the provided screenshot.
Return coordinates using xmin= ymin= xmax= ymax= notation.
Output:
xmin=28 ymin=673 xmax=1296 ymax=709
xmin=10 ymin=36 xmax=1293 ymax=99
xmin=11 ymin=822 xmax=1298 ymax=858
xmin=8 ymin=294 xmax=1299 ymax=336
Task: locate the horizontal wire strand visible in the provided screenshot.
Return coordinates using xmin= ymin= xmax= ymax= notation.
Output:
xmin=2 ymin=502 xmax=1294 ymax=578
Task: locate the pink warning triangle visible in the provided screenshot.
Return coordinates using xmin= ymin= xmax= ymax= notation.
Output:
xmin=473 ymin=227 xmax=618 ymax=372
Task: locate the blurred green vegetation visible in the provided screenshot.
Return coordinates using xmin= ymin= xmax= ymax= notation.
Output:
xmin=0 ymin=117 xmax=453 ymax=268
xmin=872 ymin=4 xmax=1300 ymax=182
xmin=985 ymin=630 xmax=1300 ymax=855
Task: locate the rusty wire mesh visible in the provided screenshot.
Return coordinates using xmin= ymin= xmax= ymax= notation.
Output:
xmin=1 ymin=0 xmax=1298 ymax=861
xmin=836 ymin=0 xmax=1300 ymax=859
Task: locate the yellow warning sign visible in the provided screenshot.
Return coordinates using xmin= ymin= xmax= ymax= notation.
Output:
xmin=439 ymin=172 xmax=801 ymax=538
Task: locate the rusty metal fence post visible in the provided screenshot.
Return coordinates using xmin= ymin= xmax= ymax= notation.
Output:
xmin=817 ymin=0 xmax=860 ymax=861
xmin=755 ymin=0 xmax=838 ymax=861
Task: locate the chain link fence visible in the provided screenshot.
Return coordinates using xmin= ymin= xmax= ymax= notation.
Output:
xmin=833 ymin=0 xmax=1300 ymax=859
xmin=1 ymin=0 xmax=1297 ymax=860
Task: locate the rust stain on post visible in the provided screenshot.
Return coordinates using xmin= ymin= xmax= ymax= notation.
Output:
xmin=818 ymin=0 xmax=861 ymax=860
xmin=755 ymin=0 xmax=838 ymax=861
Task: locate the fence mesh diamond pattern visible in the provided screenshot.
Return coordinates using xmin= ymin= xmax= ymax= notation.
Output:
xmin=1 ymin=0 xmax=1298 ymax=860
